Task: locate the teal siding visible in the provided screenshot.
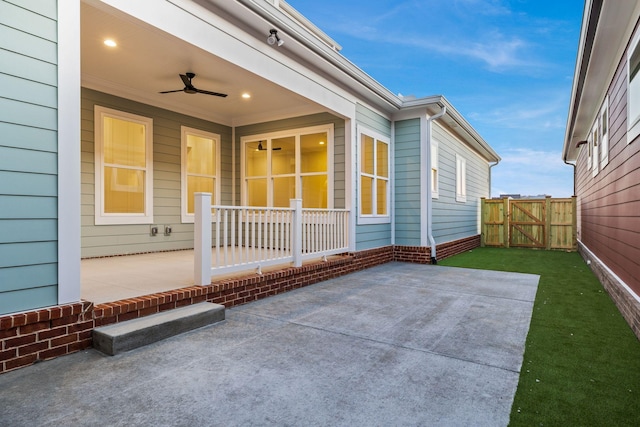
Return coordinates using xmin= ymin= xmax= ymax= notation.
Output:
xmin=236 ymin=113 xmax=346 ymax=209
xmin=394 ymin=118 xmax=422 ymax=246
xmin=355 ymin=104 xmax=392 ymax=249
xmin=432 ymin=123 xmax=489 ymax=245
xmin=81 ymin=88 xmax=233 ymax=257
xmin=0 ymin=0 xmax=59 ymax=315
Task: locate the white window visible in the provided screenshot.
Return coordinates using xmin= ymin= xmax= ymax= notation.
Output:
xmin=628 ymin=29 xmax=640 ymax=143
xmin=241 ymin=125 xmax=333 ymax=209
xmin=456 ymin=154 xmax=467 ymax=203
xmin=358 ymin=127 xmax=390 ymax=224
xmin=181 ymin=127 xmax=220 ymax=223
xmin=587 ymin=131 xmax=593 ymax=170
xmin=592 ymin=122 xmax=599 ymax=177
xmin=431 ymin=141 xmax=439 ymax=199
xmin=600 ymin=98 xmax=609 ymax=168
xmin=94 ymin=106 xmax=153 ymax=225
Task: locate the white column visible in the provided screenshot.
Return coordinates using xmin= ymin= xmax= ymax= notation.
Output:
xmin=194 ymin=193 xmax=212 ymax=285
xmin=291 ymin=199 xmax=303 ymax=267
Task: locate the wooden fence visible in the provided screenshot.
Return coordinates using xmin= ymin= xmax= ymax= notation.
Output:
xmin=481 ymin=196 xmax=576 ymax=250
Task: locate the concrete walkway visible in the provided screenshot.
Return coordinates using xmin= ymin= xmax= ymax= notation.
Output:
xmin=0 ymin=263 xmax=539 ymax=426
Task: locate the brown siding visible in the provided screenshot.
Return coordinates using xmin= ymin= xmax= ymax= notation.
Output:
xmin=575 ymin=22 xmax=640 ymax=297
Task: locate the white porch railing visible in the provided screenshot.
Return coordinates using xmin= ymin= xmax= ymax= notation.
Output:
xmin=194 ymin=193 xmax=349 ymax=285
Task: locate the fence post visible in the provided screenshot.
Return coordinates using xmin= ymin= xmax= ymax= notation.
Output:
xmin=480 ymin=198 xmax=486 ymax=247
xmin=291 ymin=199 xmax=303 ymax=267
xmin=194 ymin=192 xmax=212 ymax=286
xmin=571 ymin=195 xmax=577 ymax=250
xmin=503 ymin=197 xmax=510 ymax=248
xmin=545 ymin=196 xmax=552 ymax=250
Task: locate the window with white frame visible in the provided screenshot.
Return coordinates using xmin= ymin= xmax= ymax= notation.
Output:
xmin=456 ymin=154 xmax=467 ymax=203
xmin=242 ymin=125 xmax=333 ymax=209
xmin=628 ymin=30 xmax=640 ymax=143
xmin=592 ymin=121 xmax=599 ymax=177
xmin=181 ymin=126 xmax=220 ymax=223
xmin=94 ymin=106 xmax=153 ymax=225
xmin=599 ymin=98 xmax=609 ymax=168
xmin=431 ymin=141 xmax=439 ymax=198
xmin=358 ymin=128 xmax=390 ymax=223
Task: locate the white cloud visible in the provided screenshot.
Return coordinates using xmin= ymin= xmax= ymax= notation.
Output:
xmin=468 ymin=94 xmax=568 ymax=130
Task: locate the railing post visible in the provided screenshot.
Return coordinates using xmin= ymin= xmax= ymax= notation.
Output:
xmin=291 ymin=199 xmax=303 ymax=267
xmin=194 ymin=192 xmax=212 ymax=286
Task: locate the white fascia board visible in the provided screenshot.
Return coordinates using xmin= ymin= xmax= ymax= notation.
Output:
xmin=99 ymin=0 xmax=357 ymax=119
xmin=234 ymin=0 xmax=402 ymax=111
xmin=395 ymin=95 xmax=500 ymax=163
xmin=563 ymin=0 xmax=640 ymax=161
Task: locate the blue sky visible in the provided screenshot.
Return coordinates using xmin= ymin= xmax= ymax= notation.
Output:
xmin=288 ymin=0 xmax=584 ymax=197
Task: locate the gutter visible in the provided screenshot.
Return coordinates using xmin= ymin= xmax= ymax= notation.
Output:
xmin=425 ymin=105 xmax=447 ymax=264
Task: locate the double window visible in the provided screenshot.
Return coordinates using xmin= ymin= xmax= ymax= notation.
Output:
xmin=181 ymin=127 xmax=220 ymax=222
xmin=358 ymin=128 xmax=390 ymax=223
xmin=586 ymin=97 xmax=609 ymax=175
xmin=94 ymin=106 xmax=153 ymax=225
xmin=242 ymin=125 xmax=333 ymax=209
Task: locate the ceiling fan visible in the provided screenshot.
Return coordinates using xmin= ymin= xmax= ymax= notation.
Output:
xmin=257 ymin=141 xmax=281 ymax=151
xmin=159 ymin=72 xmax=227 ymax=97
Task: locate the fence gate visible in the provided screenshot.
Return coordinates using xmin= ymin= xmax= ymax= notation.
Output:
xmin=481 ymin=196 xmax=576 ymax=250
xmin=509 ymin=200 xmax=545 ymax=248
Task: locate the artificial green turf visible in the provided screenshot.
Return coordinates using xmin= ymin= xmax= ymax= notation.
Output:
xmin=439 ymin=247 xmax=640 ymax=426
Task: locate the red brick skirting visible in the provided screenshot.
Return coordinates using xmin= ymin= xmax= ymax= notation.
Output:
xmin=578 ymin=242 xmax=640 ymax=340
xmin=393 ymin=235 xmax=481 ymax=264
xmin=1 ymin=238 xmax=480 ymax=374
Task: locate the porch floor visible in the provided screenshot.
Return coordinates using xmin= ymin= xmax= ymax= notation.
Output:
xmin=81 ymin=250 xmax=291 ymax=304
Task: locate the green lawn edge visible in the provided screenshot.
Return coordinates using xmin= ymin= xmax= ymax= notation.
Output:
xmin=439 ymin=247 xmax=640 ymax=426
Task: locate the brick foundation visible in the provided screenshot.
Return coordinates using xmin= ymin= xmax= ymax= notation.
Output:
xmin=393 ymin=235 xmax=480 ymax=264
xmin=0 ymin=237 xmax=480 ymax=374
xmin=578 ymin=242 xmax=640 ymax=340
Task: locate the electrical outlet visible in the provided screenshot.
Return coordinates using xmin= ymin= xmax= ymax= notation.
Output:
xmin=164 ymin=225 xmax=172 ymax=236
xmin=150 ymin=225 xmax=158 ymax=236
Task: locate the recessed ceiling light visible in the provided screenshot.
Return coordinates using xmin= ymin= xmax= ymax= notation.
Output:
xmin=104 ymin=39 xmax=117 ymax=47
xmin=319 ymin=141 xmax=325 ymax=145
xmin=242 ymin=93 xmax=251 ymax=99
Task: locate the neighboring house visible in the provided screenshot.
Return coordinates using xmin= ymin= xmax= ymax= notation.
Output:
xmin=563 ymin=0 xmax=640 ymax=339
xmin=0 ymin=0 xmax=499 ymax=371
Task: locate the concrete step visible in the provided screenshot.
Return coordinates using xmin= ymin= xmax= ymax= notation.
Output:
xmin=93 ymin=302 xmax=225 ymax=356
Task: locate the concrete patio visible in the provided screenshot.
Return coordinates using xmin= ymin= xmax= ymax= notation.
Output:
xmin=1 ymin=262 xmax=539 ymax=426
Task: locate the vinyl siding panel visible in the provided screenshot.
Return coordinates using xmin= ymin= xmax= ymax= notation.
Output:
xmin=81 ymin=88 xmax=233 ymax=257
xmin=355 ymin=104 xmax=392 ymax=249
xmin=394 ymin=118 xmax=422 ymax=246
xmin=575 ymin=24 xmax=640 ymax=296
xmin=432 ymin=123 xmax=488 ymax=245
xmin=0 ymin=0 xmax=58 ymax=315
xmin=235 ymin=112 xmax=346 ymax=209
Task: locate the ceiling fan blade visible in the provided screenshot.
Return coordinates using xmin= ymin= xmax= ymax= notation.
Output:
xmin=272 ymin=147 xmax=282 ymax=150
xmin=180 ymin=74 xmax=191 ymax=87
xmin=159 ymin=89 xmax=184 ymax=94
xmin=195 ymin=88 xmax=228 ymax=97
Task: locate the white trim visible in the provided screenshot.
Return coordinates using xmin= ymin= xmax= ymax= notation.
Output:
xmin=357 ymin=125 xmax=391 ymax=225
xmin=181 ymin=126 xmax=221 ymax=223
xmin=592 ymin=120 xmax=599 ymax=177
xmin=579 ymin=241 xmax=640 ymax=304
xmin=94 ymin=106 xmax=154 ymax=225
xmin=455 ymin=154 xmax=467 ymax=203
xmin=346 ymin=118 xmax=357 ymax=252
xmin=240 ymin=124 xmax=334 ymax=208
xmin=57 ymin=0 xmax=81 ymax=305
xmin=627 ymin=28 xmax=640 ymax=144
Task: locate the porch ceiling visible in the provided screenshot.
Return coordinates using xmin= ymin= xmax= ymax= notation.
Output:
xmin=81 ymin=1 xmax=322 ymax=126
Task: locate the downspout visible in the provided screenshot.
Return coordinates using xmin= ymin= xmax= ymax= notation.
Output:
xmin=425 ymin=105 xmax=446 ymax=264
xmin=563 ymin=158 xmax=577 ymax=197
xmin=488 ymin=160 xmax=500 ymax=198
